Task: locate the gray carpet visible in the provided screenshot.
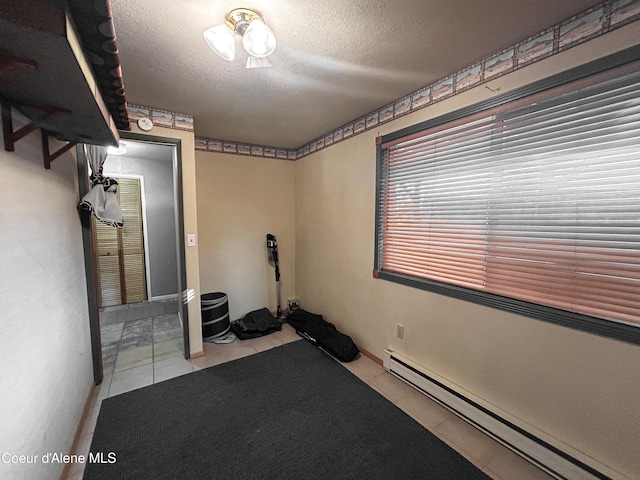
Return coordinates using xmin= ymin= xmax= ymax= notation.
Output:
xmin=84 ymin=340 xmax=490 ymax=479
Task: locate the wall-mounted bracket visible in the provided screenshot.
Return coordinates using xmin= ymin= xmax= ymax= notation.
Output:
xmin=1 ymin=97 xmax=37 ymax=151
xmin=1 ymin=98 xmax=76 ymax=169
xmin=41 ymin=130 xmax=76 ymax=169
xmin=0 ymin=50 xmax=37 ymax=78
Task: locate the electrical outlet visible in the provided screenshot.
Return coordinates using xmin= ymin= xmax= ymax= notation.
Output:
xmin=287 ymin=298 xmax=300 ymax=311
xmin=395 ymin=324 xmax=405 ymax=340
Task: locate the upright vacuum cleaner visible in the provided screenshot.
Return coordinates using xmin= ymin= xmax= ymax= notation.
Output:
xmin=266 ymin=234 xmax=281 ymax=318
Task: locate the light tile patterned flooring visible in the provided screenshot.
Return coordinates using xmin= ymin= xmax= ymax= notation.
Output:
xmin=98 ymin=299 xmax=186 ymax=387
xmin=65 ymin=308 xmax=554 ymax=480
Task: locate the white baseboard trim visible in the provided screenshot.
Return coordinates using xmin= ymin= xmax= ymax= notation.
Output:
xmin=383 ymin=349 xmax=610 ymax=480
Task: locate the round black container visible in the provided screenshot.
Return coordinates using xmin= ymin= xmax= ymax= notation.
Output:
xmin=201 ymin=292 xmax=230 ymax=339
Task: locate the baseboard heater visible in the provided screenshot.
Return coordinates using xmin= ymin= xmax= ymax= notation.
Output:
xmin=383 ymin=350 xmax=607 ymax=480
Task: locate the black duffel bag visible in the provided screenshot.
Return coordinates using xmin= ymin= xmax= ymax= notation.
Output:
xmin=286 ymin=309 xmax=359 ymax=362
xmin=231 ymin=308 xmax=282 ymax=339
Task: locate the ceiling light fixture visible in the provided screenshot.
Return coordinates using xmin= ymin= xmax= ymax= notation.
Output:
xmin=107 ymin=144 xmax=127 ymax=156
xmin=204 ymin=8 xmax=276 ymax=68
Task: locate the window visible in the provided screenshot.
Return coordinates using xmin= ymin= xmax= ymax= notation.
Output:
xmin=375 ymin=53 xmax=640 ymax=345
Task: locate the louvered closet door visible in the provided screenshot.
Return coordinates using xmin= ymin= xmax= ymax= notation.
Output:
xmin=95 ymin=219 xmax=120 ymax=307
xmin=94 ymin=177 xmax=147 ymax=307
xmin=118 ymin=178 xmax=146 ymax=303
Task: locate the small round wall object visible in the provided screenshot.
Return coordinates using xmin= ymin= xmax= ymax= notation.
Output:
xmin=137 ymin=117 xmax=154 ymax=131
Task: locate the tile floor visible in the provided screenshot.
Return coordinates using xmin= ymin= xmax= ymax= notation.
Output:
xmin=65 ymin=318 xmax=554 ymax=480
xmin=98 ymin=298 xmax=184 ymax=383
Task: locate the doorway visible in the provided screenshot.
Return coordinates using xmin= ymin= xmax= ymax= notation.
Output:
xmin=78 ymin=133 xmax=190 ymax=385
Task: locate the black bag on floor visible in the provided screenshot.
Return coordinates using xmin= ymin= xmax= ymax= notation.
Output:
xmin=286 ymin=309 xmax=359 ymax=362
xmin=231 ymin=308 xmax=282 ymax=339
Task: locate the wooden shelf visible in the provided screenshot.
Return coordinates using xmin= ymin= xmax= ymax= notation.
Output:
xmin=0 ymin=1 xmax=120 ymax=149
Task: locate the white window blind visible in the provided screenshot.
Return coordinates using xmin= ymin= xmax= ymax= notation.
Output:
xmin=376 ymin=63 xmax=640 ymax=331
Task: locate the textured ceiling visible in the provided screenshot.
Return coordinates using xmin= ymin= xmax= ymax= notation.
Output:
xmin=116 ymin=139 xmax=173 ymax=162
xmin=110 ymin=0 xmax=601 ymax=149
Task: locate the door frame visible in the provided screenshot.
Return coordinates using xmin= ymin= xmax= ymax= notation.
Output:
xmin=77 ymin=132 xmax=190 ymax=385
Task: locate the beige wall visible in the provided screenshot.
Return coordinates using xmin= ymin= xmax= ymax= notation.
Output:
xmin=128 ymin=123 xmax=203 ymax=356
xmin=295 ymin=23 xmax=640 ymax=479
xmin=0 ymin=130 xmax=93 ymax=480
xmin=195 ymin=151 xmax=295 ymax=321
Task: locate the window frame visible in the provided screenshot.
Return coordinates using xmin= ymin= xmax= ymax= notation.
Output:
xmin=374 ymin=45 xmax=640 ymax=346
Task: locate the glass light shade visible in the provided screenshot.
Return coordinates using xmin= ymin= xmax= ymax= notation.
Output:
xmin=245 ymin=55 xmax=273 ymax=69
xmin=204 ymin=24 xmax=236 ymax=61
xmin=242 ymin=18 xmax=276 ymax=58
xmin=107 ymin=144 xmax=127 ymax=155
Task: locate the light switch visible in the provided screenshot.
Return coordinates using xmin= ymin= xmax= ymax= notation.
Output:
xmin=187 ymin=234 xmax=196 ymax=247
